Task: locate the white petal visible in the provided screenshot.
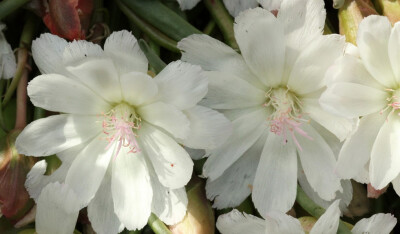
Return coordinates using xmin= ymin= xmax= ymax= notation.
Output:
xmin=336 ymin=112 xmax=386 ymax=180
xmin=65 ymin=137 xmax=114 ymax=207
xmin=203 ymin=108 xmax=268 ymax=180
xmin=184 ymin=147 xmax=205 ymax=160
xmin=302 ymin=98 xmax=356 ymax=141
xmin=120 ymin=72 xmax=158 ymax=106
xmin=66 ymin=58 xmax=122 ymax=103
xmin=234 ymin=8 xmax=285 ymax=87
xmin=180 ymin=105 xmax=232 ymax=150
xmin=277 ymin=0 xmax=325 ymax=81
xmin=220 ymin=106 xmax=261 ymax=121
xmin=178 ymin=34 xmax=264 ymax=88
xmin=297 ymin=124 xmax=342 ymax=201
xmin=16 ymin=114 xmax=101 ymax=156
xmin=200 ymin=71 xmax=266 ymax=109
xmin=324 ymin=54 xmax=383 ymax=89
xmin=389 ymin=22 xmax=400 ymax=84
xmin=252 ymin=133 xmax=297 ymax=215
xmin=216 ymin=209 xmax=266 ymax=234
xmin=310 ymin=200 xmax=341 ymax=234
xmin=258 ymin=0 xmax=282 ymax=10
xmin=309 ymin=120 xmax=343 ymax=157
xmin=370 ymin=113 xmax=400 ymax=189
xmin=176 ymin=0 xmax=201 ymax=10
xmin=206 ymin=132 xmax=266 ymax=209
xmin=36 ymin=182 xmax=80 ymax=234
xmin=352 ymin=213 xmax=397 ymax=234
xmin=354 ymin=165 xmax=370 ymax=184
xmin=154 ymin=61 xmax=207 ymax=110
xmin=138 ymin=102 xmax=190 ymax=139
xmin=140 ymin=123 xmax=193 ymax=189
xmin=319 ymin=82 xmax=388 ymax=119
xmin=357 ymin=15 xmax=396 ymax=87
xmin=104 ymin=30 xmax=148 ymax=75
xmin=345 ymin=42 xmax=359 ymax=57
xmin=299 ymin=165 xmax=352 ymax=213
xmin=88 ymin=172 xmax=124 ymax=234
xmin=62 ymin=40 xmax=103 ymax=65
xmin=265 ymin=211 xmax=304 ymax=234
xmin=151 ymin=175 xmax=188 ymax=225
xmin=25 ymin=146 xmax=83 ymax=201
xmin=112 ymin=148 xmax=152 ymax=230
xmin=0 ymin=30 xmax=16 ymax=79
xmin=288 ymin=34 xmax=345 ymax=95
xmin=278 ymin=0 xmax=325 ymax=43
xmin=392 ymin=174 xmax=400 ymax=196
xmin=223 ymin=0 xmax=258 ymax=17
xmin=27 ymin=74 xmax=112 ymax=114
xmin=32 ymin=33 xmax=68 ymax=74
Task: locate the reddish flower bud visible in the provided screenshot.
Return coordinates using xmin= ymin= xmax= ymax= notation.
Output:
xmin=0 ymin=130 xmax=35 ymax=224
xmin=42 ymin=0 xmax=93 ymax=40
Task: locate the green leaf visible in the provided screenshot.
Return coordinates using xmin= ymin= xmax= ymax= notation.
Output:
xmin=119 ymin=0 xmax=201 ymax=41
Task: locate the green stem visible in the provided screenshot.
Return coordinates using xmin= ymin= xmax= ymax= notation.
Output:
xmin=296 ymin=186 xmax=325 ymax=218
xmin=0 ymin=0 xmax=30 ymax=20
xmin=2 ymin=14 xmax=37 ymax=107
xmin=296 ymin=186 xmax=352 ymax=234
xmin=148 ymin=213 xmax=172 ymax=234
xmin=138 ymin=39 xmax=166 ymax=74
xmin=203 ymin=20 xmax=216 ymax=35
xmin=14 ymin=68 xmax=27 ymax=130
xmin=203 ymin=0 xmax=238 ymax=50
xmin=0 ymin=80 xmax=7 ymax=131
xmin=33 ymin=107 xmax=46 ymax=120
xmin=116 ymin=0 xmax=179 ymax=52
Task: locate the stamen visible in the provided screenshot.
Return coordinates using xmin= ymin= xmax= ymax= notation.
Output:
xmin=101 ymin=105 xmax=141 ymax=159
xmin=264 ymin=88 xmax=312 ymax=150
xmin=381 ymin=89 xmax=400 ymax=117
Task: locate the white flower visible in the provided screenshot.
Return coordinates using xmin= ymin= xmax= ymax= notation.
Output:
xmin=178 ymin=0 xmax=356 ymax=216
xmin=320 ymin=15 xmax=400 ymax=192
xmin=217 ymin=200 xmax=397 ymax=234
xmin=176 ymin=0 xmax=281 ymax=17
xmin=16 ymin=30 xmax=231 ymax=233
xmin=0 ymin=22 xmax=16 ymax=79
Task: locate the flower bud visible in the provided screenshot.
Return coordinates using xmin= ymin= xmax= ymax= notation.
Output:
xmin=28 ymin=0 xmax=93 ymax=40
xmin=169 ymin=177 xmax=215 ymax=234
xmin=0 ymin=130 xmax=35 ymax=225
xmin=298 ymin=216 xmax=317 ymax=232
xmin=374 ymin=0 xmax=400 ymax=24
xmin=339 ymin=0 xmax=378 ymax=44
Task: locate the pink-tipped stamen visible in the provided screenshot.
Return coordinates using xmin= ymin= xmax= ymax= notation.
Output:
xmin=102 ymin=108 xmax=141 ymax=159
xmin=265 ymin=88 xmax=312 ymax=151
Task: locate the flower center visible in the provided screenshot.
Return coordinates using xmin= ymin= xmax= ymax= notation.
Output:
xmin=382 ymin=88 xmax=400 ymax=115
xmin=102 ymin=103 xmax=141 ymax=159
xmin=264 ymin=87 xmax=312 ymax=150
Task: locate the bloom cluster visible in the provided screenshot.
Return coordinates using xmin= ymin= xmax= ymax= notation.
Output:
xmin=1 ymin=0 xmax=400 ymax=233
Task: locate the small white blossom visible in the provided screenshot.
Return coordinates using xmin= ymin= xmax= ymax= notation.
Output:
xmin=320 ymin=15 xmax=400 ymax=192
xmin=217 ymin=201 xmax=397 ymax=234
xmin=16 ymin=30 xmax=231 ymax=233
xmin=0 ymin=22 xmax=16 ymax=79
xmin=179 ymin=0 xmax=356 ymax=217
xmin=176 ymin=0 xmax=281 ymax=17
